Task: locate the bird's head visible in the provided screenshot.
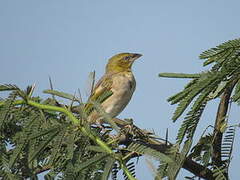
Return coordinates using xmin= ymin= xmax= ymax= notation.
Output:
xmin=106 ymin=53 xmax=142 ymax=73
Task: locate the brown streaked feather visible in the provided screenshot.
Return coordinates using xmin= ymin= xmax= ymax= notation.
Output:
xmin=84 ymin=72 xmax=114 ymax=114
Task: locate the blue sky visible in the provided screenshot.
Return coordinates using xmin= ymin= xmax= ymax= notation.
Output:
xmin=1 ymin=0 xmax=240 ymax=179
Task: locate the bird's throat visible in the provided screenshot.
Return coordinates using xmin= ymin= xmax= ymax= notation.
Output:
xmin=106 ymin=64 xmax=132 ymax=73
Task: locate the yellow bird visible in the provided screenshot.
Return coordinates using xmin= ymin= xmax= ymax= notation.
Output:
xmin=86 ymin=53 xmax=142 ymax=124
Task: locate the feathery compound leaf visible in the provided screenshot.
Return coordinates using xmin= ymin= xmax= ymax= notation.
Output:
xmin=8 ymin=140 xmax=27 ymax=168
xmin=172 ymin=74 xmax=216 ymax=121
xmin=74 ymin=153 xmax=109 ymax=172
xmin=200 ymin=38 xmax=240 ymax=66
xmin=167 ymin=79 xmax=198 ymax=104
xmin=232 ymin=80 xmax=240 ymax=104
xmin=165 ymin=38 xmax=240 ymax=121
xmin=202 ymin=145 xmax=212 ymax=166
xmin=168 ymin=140 xmax=192 ymax=179
xmin=0 ymin=98 xmax=16 ymax=128
xmin=176 ymin=100 xmax=207 ymax=144
xmin=126 ymin=142 xmax=173 ymax=163
xmin=29 ymin=128 xmax=60 ymax=162
xmin=221 ymin=126 xmax=236 ymax=169
xmin=167 ymin=71 xmax=213 ymax=105
xmin=43 ymin=89 xmax=80 ymax=102
xmin=30 ymin=126 xmax=61 ymax=140
xmin=156 ymin=162 xmax=168 ymax=179
xmin=111 ymin=163 xmax=119 ymax=180
xmin=207 ymin=81 xmax=228 ymax=99
xmin=48 ymin=127 xmax=68 ymax=165
xmin=213 ymin=166 xmax=227 ymax=180
xmin=189 ymin=134 xmax=213 ymax=165
xmin=101 ymin=157 xmax=115 ymax=180
xmin=0 ymin=84 xmax=20 ymax=91
xmin=123 ymin=161 xmax=136 ymax=180
xmin=156 ymin=142 xmax=190 ymax=179
xmin=0 ymin=84 xmax=27 ymax=99
xmin=202 ymin=48 xmax=234 ymax=67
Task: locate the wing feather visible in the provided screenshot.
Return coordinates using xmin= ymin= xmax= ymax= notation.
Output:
xmin=84 ymin=73 xmax=114 ymax=114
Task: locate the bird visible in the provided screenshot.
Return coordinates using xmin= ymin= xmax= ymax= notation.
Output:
xmin=85 ymin=53 xmax=142 ymax=125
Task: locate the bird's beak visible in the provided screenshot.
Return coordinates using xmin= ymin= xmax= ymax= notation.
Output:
xmin=132 ymin=53 xmax=142 ymax=61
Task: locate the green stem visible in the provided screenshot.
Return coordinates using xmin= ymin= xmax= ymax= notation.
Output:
xmin=28 ymin=100 xmax=79 ymax=124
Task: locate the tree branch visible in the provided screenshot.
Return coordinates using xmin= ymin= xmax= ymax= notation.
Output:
xmin=212 ymin=79 xmax=238 ymax=168
xmin=113 ymin=118 xmax=214 ymax=180
xmin=145 ymin=141 xmax=214 ymax=179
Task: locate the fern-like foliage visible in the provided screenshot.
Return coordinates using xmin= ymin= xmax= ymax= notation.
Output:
xmin=159 ymin=38 xmax=240 ymax=144
xmin=159 ymin=38 xmax=240 ymax=179
xmin=126 ymin=142 xmax=173 ymax=163
xmin=176 ymin=101 xmax=207 ymax=144
xmin=156 ymin=144 xmax=180 ymax=179
xmin=156 ymin=140 xmax=192 ymax=180
xmin=0 ymin=85 xmax=115 ymax=179
xmin=111 ymin=162 xmax=119 ymax=180
xmin=212 ymin=165 xmax=227 ymax=180
xmin=1 ymin=84 xmax=176 ymax=180
xmin=189 ymin=133 xmax=213 ymax=166
xmin=123 ymin=162 xmax=136 ymax=180
xmin=1 ymin=38 xmax=240 ymax=180
xmin=221 ymin=126 xmax=236 ymax=171
xmin=199 ymin=38 xmax=240 ymax=67
xmin=232 ymin=79 xmax=240 ymax=105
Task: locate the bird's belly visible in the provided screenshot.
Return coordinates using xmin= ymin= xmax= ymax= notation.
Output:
xmin=102 ymin=75 xmax=135 ymax=117
xmin=102 ymin=90 xmax=133 ymax=117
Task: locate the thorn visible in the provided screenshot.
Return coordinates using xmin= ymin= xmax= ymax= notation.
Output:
xmin=48 ymin=76 xmax=55 ymax=100
xmin=28 ymin=83 xmax=36 ymax=97
xmin=165 ymin=128 xmax=168 ymax=146
xmin=48 ymin=76 xmax=54 ymax=90
xmin=90 ymin=70 xmax=96 ymax=96
xmin=69 ymin=91 xmax=76 ymax=109
xmin=78 ymin=88 xmax=83 ymax=104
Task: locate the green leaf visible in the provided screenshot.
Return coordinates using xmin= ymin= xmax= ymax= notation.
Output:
xmin=176 ymin=101 xmax=207 ymax=144
xmin=208 ymin=81 xmax=228 ymax=99
xmin=232 ymin=80 xmax=240 ymax=104
xmin=8 ymin=142 xmax=26 ymax=168
xmin=43 ymin=89 xmax=80 ymax=102
xmin=212 ymin=166 xmax=227 ymax=180
xmin=200 ymin=38 xmax=240 ymax=67
xmin=0 ymin=84 xmax=19 ymax=91
xmin=202 ymin=144 xmax=213 ymax=165
xmin=172 ymin=73 xmax=218 ymax=121
xmin=74 ymin=153 xmax=109 ymax=172
xmin=29 ymin=128 xmax=60 ymax=162
xmin=30 ymin=126 xmax=61 ymax=140
xmin=101 ymin=157 xmax=115 ymax=180
xmin=171 ymin=140 xmax=192 ymax=179
xmin=126 ymin=142 xmax=173 ymax=163
xmin=221 ymin=126 xmax=236 ymax=168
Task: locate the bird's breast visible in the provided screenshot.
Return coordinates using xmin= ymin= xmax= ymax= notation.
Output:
xmin=102 ymin=72 xmax=136 ymax=117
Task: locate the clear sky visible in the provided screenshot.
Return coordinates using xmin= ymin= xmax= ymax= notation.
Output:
xmin=1 ymin=0 xmax=240 ymax=179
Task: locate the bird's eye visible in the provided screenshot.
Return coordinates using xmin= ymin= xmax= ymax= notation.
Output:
xmin=123 ymin=56 xmax=131 ymax=61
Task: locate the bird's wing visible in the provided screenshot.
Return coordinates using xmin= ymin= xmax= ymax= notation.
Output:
xmin=84 ymin=73 xmax=114 ymax=114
